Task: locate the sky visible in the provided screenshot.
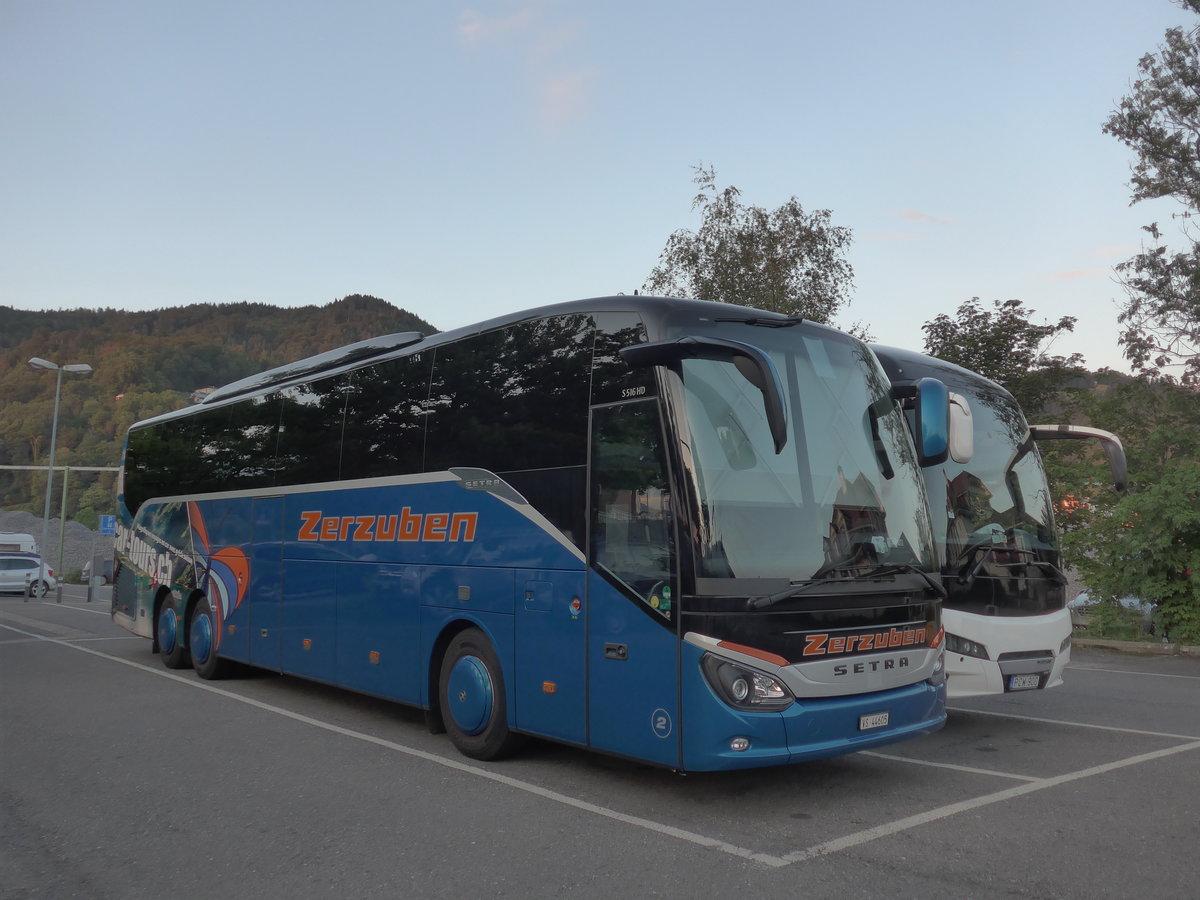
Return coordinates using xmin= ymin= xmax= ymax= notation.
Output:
xmin=2 ymin=0 xmax=1194 ymax=373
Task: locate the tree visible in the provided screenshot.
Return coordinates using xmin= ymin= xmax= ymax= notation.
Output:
xmin=1103 ymin=1 xmax=1200 ymax=382
xmin=643 ymin=165 xmax=855 ymax=323
xmin=1055 ymin=376 xmax=1200 ymax=642
xmin=920 ymin=297 xmax=1084 ymax=417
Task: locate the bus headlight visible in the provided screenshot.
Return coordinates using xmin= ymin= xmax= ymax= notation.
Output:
xmin=945 ymin=633 xmax=989 ymax=660
xmin=700 ymin=654 xmax=794 ymax=711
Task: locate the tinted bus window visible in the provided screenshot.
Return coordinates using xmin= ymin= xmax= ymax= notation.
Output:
xmin=425 ymin=315 xmax=593 ymax=547
xmin=341 ymin=354 xmax=432 ymax=480
xmin=592 ymin=312 xmax=652 ymax=405
xmin=590 ymin=399 xmax=675 ymax=615
xmin=223 ymin=395 xmax=280 ymax=492
xmin=276 ymin=375 xmax=349 ymax=486
xmin=425 ymin=315 xmax=593 ymax=473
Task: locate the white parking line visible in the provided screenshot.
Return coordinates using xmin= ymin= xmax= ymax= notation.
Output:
xmin=26 ymin=600 xmax=113 ymax=616
xmin=785 ymin=739 xmax=1200 ymax=864
xmin=1067 ymin=664 xmax=1200 ymax=681
xmin=860 ymin=751 xmax=1039 ymax=782
xmin=8 ymin=622 xmax=1200 ymax=871
xmin=1 ymin=635 xmax=141 ymax=646
xmin=948 ymin=706 xmax=1200 ymax=742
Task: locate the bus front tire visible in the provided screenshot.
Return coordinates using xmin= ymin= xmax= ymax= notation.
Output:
xmin=438 ymin=628 xmax=524 ymax=761
xmin=156 ymin=594 xmax=191 ymax=670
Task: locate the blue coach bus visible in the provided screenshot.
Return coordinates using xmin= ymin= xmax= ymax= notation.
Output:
xmin=112 ymin=296 xmax=950 ymax=771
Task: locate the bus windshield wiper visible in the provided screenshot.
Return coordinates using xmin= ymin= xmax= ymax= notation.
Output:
xmin=746 ymin=577 xmax=851 ymax=610
xmin=860 ymin=563 xmax=947 ymax=600
xmin=747 ymin=563 xmax=945 ymax=610
xmin=958 ymin=551 xmax=1068 ymax=589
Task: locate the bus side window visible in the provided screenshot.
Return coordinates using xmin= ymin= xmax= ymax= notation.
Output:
xmin=275 ymin=375 xmax=349 ymax=486
xmin=590 ymin=400 xmax=675 ymax=615
xmin=425 ymin=316 xmax=593 ymax=547
xmin=341 ymin=355 xmax=432 ymax=479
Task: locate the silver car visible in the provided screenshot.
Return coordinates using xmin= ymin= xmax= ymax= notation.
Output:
xmin=0 ymin=553 xmax=57 ymax=596
xmin=1069 ymin=591 xmax=1155 ymax=634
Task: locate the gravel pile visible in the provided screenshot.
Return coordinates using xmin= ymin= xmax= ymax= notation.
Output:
xmin=0 ymin=509 xmax=114 ymax=577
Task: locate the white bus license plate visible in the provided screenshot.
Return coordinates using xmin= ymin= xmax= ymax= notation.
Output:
xmin=859 ymin=712 xmax=889 ymax=731
xmin=1008 ymin=674 xmax=1041 ymax=691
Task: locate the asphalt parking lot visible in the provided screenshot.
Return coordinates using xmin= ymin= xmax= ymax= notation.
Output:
xmin=3 ymin=589 xmax=1198 ymax=899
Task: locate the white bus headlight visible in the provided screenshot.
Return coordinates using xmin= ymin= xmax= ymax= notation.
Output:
xmin=701 ymin=654 xmax=794 ymax=711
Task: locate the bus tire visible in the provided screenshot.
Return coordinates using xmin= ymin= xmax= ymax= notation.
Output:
xmin=189 ymin=594 xmax=233 ymax=680
xmin=438 ymin=628 xmax=525 ymax=761
xmin=156 ymin=594 xmax=191 ymax=670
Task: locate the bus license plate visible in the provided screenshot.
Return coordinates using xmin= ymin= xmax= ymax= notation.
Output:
xmin=859 ymin=712 xmax=889 ymax=731
xmin=1008 ymin=674 xmax=1041 ymax=691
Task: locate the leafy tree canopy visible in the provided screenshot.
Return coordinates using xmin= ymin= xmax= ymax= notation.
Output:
xmin=1104 ymin=0 xmax=1200 ymax=382
xmin=921 ymin=297 xmax=1084 ymax=417
xmin=1052 ymin=377 xmax=1200 ymax=642
xmin=643 ymin=165 xmax=855 ymax=325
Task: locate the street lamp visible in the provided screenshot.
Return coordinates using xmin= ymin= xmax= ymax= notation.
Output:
xmin=28 ymin=357 xmax=93 ymax=602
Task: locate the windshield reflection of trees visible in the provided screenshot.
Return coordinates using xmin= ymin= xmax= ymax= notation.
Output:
xmin=938 ymin=381 xmax=1063 ymax=615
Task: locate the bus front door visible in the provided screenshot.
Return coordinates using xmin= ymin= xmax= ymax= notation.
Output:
xmin=586 ymin=401 xmax=681 ymax=769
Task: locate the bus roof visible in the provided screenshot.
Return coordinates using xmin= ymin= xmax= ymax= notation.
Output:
xmin=871 ymin=344 xmax=1018 ymax=406
xmin=130 ymin=295 xmax=843 ymax=432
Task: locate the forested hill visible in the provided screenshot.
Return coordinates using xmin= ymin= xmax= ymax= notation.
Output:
xmin=0 ymin=295 xmax=436 ymax=522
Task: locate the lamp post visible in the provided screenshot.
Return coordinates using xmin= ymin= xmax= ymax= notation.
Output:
xmin=28 ymin=357 xmax=93 ymax=602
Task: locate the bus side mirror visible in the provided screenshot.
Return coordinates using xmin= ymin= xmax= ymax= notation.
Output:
xmin=913 ymin=377 xmax=950 ymax=466
xmin=1030 ymin=424 xmax=1128 ymax=492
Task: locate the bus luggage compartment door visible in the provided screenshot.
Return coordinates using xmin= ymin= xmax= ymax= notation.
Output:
xmin=249 ymin=497 xmax=284 ymax=670
xmin=514 ymin=571 xmax=586 ymax=744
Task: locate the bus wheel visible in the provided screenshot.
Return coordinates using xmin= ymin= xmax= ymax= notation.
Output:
xmin=438 ymin=628 xmax=525 ymax=761
xmin=156 ymin=595 xmax=191 ymax=669
xmin=189 ymin=595 xmax=232 ymax=680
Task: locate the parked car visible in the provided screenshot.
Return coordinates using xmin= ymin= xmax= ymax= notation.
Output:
xmin=82 ymin=557 xmax=114 ymax=585
xmin=0 ymin=553 xmax=57 ymax=596
xmin=1069 ymin=591 xmax=1156 ymax=634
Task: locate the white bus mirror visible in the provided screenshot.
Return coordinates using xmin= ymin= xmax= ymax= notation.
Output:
xmin=1029 ymin=424 xmax=1127 ymax=492
xmin=948 ymin=392 xmax=973 ymax=463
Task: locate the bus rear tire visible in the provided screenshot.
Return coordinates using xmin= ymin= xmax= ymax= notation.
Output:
xmin=157 ymin=594 xmax=191 ymax=670
xmin=189 ymin=595 xmax=233 ymax=680
xmin=438 ymin=628 xmax=525 ymax=761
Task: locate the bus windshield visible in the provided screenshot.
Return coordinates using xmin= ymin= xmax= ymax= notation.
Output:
xmin=933 ymin=382 xmax=1060 ymax=600
xmin=668 ymin=324 xmax=936 ymax=589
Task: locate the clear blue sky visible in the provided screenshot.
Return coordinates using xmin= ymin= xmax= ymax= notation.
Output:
xmin=2 ymin=0 xmax=1191 ymax=372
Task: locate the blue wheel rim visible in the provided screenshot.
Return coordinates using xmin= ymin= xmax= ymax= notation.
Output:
xmin=158 ymin=607 xmax=177 ymax=654
xmin=446 ymin=655 xmax=493 ymax=735
xmin=189 ymin=609 xmax=213 ymax=665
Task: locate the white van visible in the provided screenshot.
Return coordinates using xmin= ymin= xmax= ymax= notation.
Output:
xmin=0 ymin=533 xmax=37 ymax=553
